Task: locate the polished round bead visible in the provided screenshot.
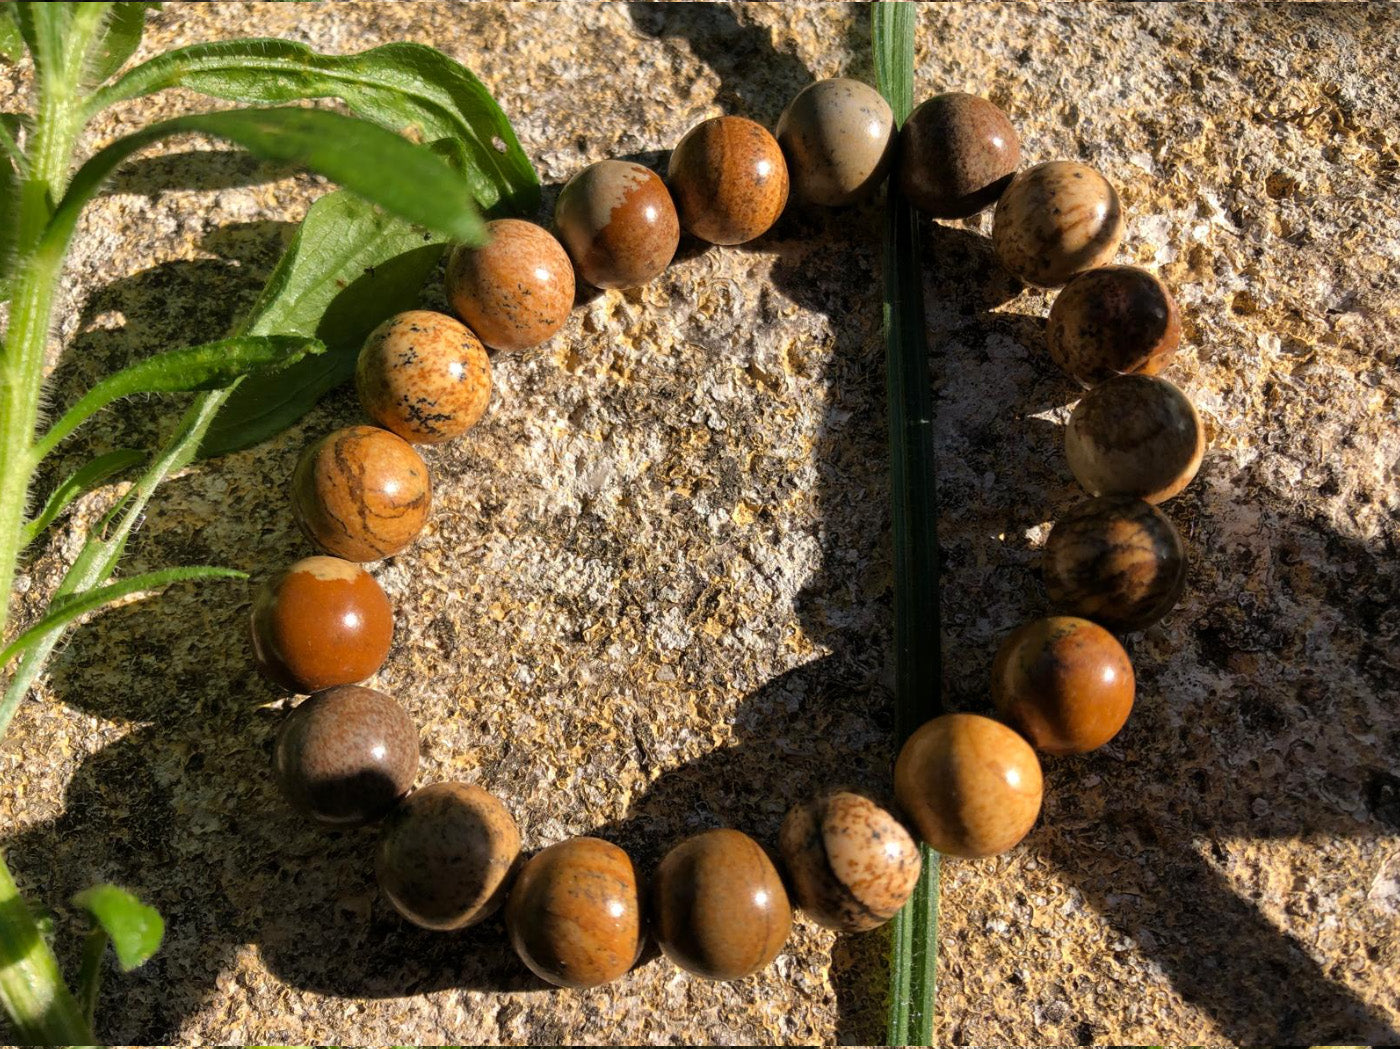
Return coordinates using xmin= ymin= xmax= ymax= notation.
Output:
xmin=291 ymin=425 xmax=431 ymax=562
xmin=993 ymin=161 xmax=1123 ymax=287
xmin=1044 ymin=495 xmax=1187 ymax=631
xmin=778 ymin=791 xmax=921 ymax=932
xmin=650 ymin=828 xmax=791 ymax=981
xmin=554 ymin=159 xmax=679 ymax=289
xmin=898 ymin=92 xmax=1020 ymax=218
xmin=1065 ymin=374 xmax=1204 ymax=503
xmin=1048 ymin=265 xmax=1181 ymax=386
xmin=894 ymin=713 xmax=1043 ymax=859
xmin=249 ymin=556 xmax=393 ymax=693
xmin=376 ymin=782 xmax=520 ymax=930
xmin=668 ymin=115 xmax=789 ymax=245
xmin=991 ymin=616 xmax=1135 ymax=755
xmin=446 ymin=219 xmax=574 ymax=353
xmin=776 ymin=78 xmax=895 ymax=207
xmin=356 ymin=309 xmax=491 ymax=444
xmin=274 ymin=684 xmax=418 ymax=826
xmin=505 ymin=837 xmax=643 ymax=989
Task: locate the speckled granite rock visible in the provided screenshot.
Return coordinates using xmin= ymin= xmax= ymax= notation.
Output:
xmin=2 ymin=3 xmax=1398 ymax=1045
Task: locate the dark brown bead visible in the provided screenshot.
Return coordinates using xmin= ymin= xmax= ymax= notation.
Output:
xmin=993 ymin=161 xmax=1123 ymax=287
xmin=291 ymin=425 xmax=432 ymax=562
xmin=447 ymin=219 xmax=575 ymax=353
xmin=898 ymin=92 xmax=1020 ymax=218
xmin=992 ymin=616 xmax=1135 ymax=755
xmin=778 ymin=791 xmax=921 ymax=932
xmin=376 ymin=782 xmax=520 ymax=930
xmin=274 ymin=684 xmax=418 ymax=826
xmin=668 ymin=116 xmax=789 ymax=245
xmin=650 ymin=828 xmax=791 ymax=981
xmin=505 ymin=837 xmax=643 ymax=988
xmin=1044 ymin=495 xmax=1187 ymax=631
xmin=554 ymin=160 xmax=679 ymax=289
xmin=250 ymin=555 xmax=393 ymax=693
xmin=777 ymin=78 xmax=895 ymax=207
xmin=1065 ymin=374 xmax=1204 ymax=503
xmin=1048 ymin=265 xmax=1182 ymax=386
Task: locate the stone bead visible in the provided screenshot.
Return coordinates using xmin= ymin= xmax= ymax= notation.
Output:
xmin=778 ymin=791 xmax=921 ymax=932
xmin=445 ymin=219 xmax=574 ymax=353
xmin=650 ymin=828 xmax=791 ymax=981
xmin=898 ymin=92 xmax=1020 ymax=218
xmin=1065 ymin=374 xmax=1204 ymax=503
xmin=776 ymin=78 xmax=895 ymax=207
xmin=505 ymin=837 xmax=643 ymax=989
xmin=992 ymin=161 xmax=1123 ymax=287
xmin=894 ymin=713 xmax=1043 ymax=859
xmin=1044 ymin=495 xmax=1187 ymax=631
xmin=376 ymin=782 xmax=521 ymax=931
xmin=554 ymin=159 xmax=679 ymax=289
xmin=668 ymin=115 xmax=789 ymax=245
xmin=249 ymin=556 xmax=393 ymax=693
xmin=291 ymin=425 xmax=431 ymax=562
xmin=274 ymin=684 xmax=419 ymax=826
xmin=356 ymin=309 xmax=491 ymax=444
xmin=1048 ymin=265 xmax=1181 ymax=386
xmin=991 ymin=616 xmax=1135 ymax=755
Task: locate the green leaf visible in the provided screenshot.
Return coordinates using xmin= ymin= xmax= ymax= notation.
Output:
xmin=873 ymin=0 xmax=916 ymax=125
xmin=198 ymin=191 xmax=445 ymax=457
xmin=87 ymin=38 xmax=539 ymax=218
xmin=31 ymin=333 xmax=324 ymax=461
xmin=0 ymin=114 xmax=22 ymax=298
xmin=87 ymin=2 xmax=160 ymax=85
xmin=0 ymin=7 xmax=24 ymax=63
xmin=21 ymin=448 xmax=145 ymax=546
xmin=71 ymin=885 xmax=163 ymax=971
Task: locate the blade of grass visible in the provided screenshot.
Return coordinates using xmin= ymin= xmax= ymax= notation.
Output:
xmin=874 ymin=3 xmax=943 ymax=1046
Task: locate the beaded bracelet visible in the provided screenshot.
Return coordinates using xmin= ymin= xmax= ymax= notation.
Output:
xmin=247 ymin=73 xmax=1204 ymax=991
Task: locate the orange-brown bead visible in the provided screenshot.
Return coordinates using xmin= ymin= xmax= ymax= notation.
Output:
xmin=250 ymin=556 xmax=393 ymax=693
xmin=1065 ymin=374 xmax=1204 ymax=503
xmin=291 ymin=425 xmax=431 ymax=562
xmin=505 ymin=837 xmax=643 ymax=989
xmin=1048 ymin=265 xmax=1181 ymax=386
xmin=554 ymin=159 xmax=679 ymax=289
xmin=993 ymin=161 xmax=1123 ymax=287
xmin=356 ymin=310 xmax=491 ymax=444
xmin=992 ymin=616 xmax=1135 ymax=755
xmin=446 ymin=219 xmax=574 ymax=352
xmin=898 ymin=92 xmax=1020 ymax=218
xmin=894 ymin=713 xmax=1043 ymax=859
xmin=668 ymin=115 xmax=789 ymax=245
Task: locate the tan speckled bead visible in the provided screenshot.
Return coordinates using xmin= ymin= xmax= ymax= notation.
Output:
xmin=992 ymin=161 xmax=1123 ymax=287
xmin=777 ymin=78 xmax=895 ymax=207
xmin=505 ymin=837 xmax=643 ymax=989
xmin=668 ymin=115 xmax=790 ymax=245
xmin=356 ymin=309 xmax=491 ymax=444
xmin=779 ymin=791 xmax=921 ymax=932
xmin=291 ymin=425 xmax=432 ymax=562
xmin=898 ymin=92 xmax=1021 ymax=218
xmin=894 ymin=713 xmax=1043 ymax=859
xmin=1048 ymin=265 xmax=1182 ymax=386
xmin=651 ymin=828 xmax=791 ymax=981
xmin=554 ymin=159 xmax=679 ymax=289
xmin=376 ymin=782 xmax=521 ymax=931
xmin=1065 ymin=374 xmax=1205 ymax=503
xmin=446 ymin=219 xmax=575 ymax=353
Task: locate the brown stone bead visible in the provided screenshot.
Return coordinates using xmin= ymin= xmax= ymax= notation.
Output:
xmin=668 ymin=115 xmax=790 ymax=245
xmin=356 ymin=309 xmax=491 ymax=444
xmin=505 ymin=837 xmax=643 ymax=989
xmin=376 ymin=782 xmax=521 ymax=931
xmin=894 ymin=713 xmax=1043 ymax=859
xmin=650 ymin=828 xmax=791 ymax=981
xmin=274 ymin=684 xmax=419 ymax=826
xmin=992 ymin=161 xmax=1123 ymax=287
xmin=445 ymin=219 xmax=574 ymax=353
xmin=1044 ymin=495 xmax=1187 ymax=631
xmin=991 ymin=616 xmax=1135 ymax=755
xmin=1048 ymin=265 xmax=1182 ymax=386
xmin=777 ymin=78 xmax=895 ymax=207
xmin=249 ymin=556 xmax=393 ymax=693
xmin=554 ymin=159 xmax=679 ymax=289
xmin=898 ymin=92 xmax=1020 ymax=218
xmin=1065 ymin=374 xmax=1204 ymax=503
xmin=778 ymin=791 xmax=921 ymax=932
xmin=291 ymin=425 xmax=431 ymax=562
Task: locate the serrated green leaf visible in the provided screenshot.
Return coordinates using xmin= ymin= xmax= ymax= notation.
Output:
xmin=71 ymin=885 xmax=163 ymax=971
xmin=21 ymin=448 xmax=145 ymax=546
xmin=87 ymin=38 xmax=539 ymax=217
xmin=87 ymin=2 xmax=159 ymax=85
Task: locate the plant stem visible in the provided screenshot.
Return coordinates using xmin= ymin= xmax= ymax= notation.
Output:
xmin=74 ymin=927 xmax=108 ymax=1031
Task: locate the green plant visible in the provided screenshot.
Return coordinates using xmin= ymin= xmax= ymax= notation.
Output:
xmin=0 ymin=3 xmax=536 ymax=1042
